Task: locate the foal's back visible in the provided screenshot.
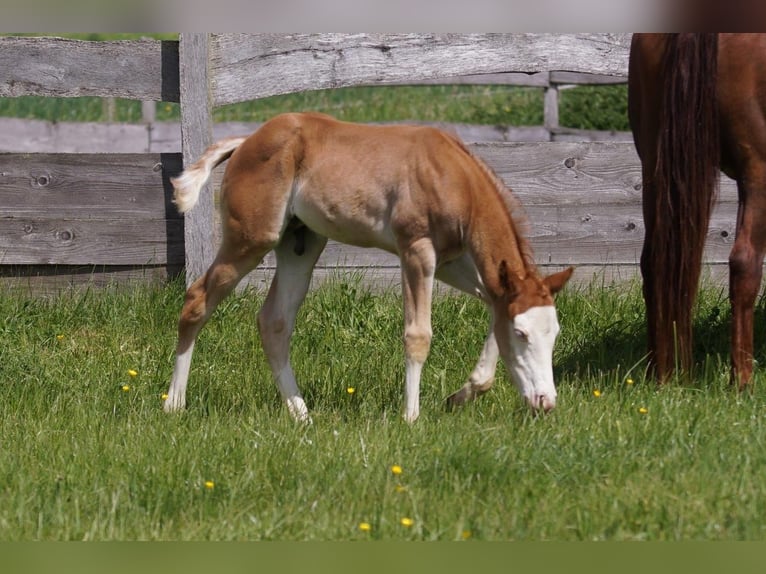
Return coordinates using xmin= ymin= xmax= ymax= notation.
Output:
xmin=221 ymin=112 xmax=496 ymax=255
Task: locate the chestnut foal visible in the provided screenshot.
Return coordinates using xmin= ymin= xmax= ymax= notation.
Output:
xmin=164 ymin=112 xmax=572 ymax=422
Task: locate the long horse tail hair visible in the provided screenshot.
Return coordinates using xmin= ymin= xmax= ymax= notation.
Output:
xmin=172 ymin=136 xmax=248 ymax=213
xmin=648 ymin=33 xmax=720 ymax=378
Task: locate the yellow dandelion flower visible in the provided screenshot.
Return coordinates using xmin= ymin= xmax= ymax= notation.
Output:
xmin=639 ymin=407 xmax=648 ymax=414
xmin=161 ymin=393 xmax=169 ymax=401
xmin=347 ymin=387 xmax=355 ymax=395
xmin=121 ymin=385 xmax=130 ymax=392
xmin=400 ymin=517 xmax=414 ymax=527
xmin=128 ymin=369 xmax=138 ymax=377
xmin=56 ymin=334 xmax=65 ymax=341
xmin=358 ymin=522 xmax=372 ymax=532
xmin=626 ymin=378 xmax=634 ymax=385
xmin=461 ymin=529 xmax=472 ymax=540
xmin=593 ymin=389 xmax=602 ymax=397
xmin=391 ymin=465 xmax=403 ymax=475
xmin=395 ymin=484 xmax=408 ymax=493
xmin=204 ymin=480 xmax=215 ymax=490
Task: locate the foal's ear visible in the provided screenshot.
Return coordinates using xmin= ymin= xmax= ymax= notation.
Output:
xmin=543 ymin=266 xmax=574 ymax=295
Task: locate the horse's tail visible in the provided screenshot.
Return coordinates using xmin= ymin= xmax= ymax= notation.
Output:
xmin=172 ymin=136 xmax=248 ymax=213
xmin=646 ymin=33 xmax=720 ymax=377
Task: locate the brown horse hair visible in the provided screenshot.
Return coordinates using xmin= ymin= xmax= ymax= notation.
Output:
xmin=648 ymin=33 xmax=720 ymax=378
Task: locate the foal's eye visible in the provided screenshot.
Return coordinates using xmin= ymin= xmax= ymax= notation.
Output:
xmin=514 ymin=328 xmax=529 ymax=341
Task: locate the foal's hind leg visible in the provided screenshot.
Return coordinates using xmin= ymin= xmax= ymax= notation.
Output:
xmin=729 ymin=171 xmax=766 ymax=389
xmin=257 ymin=228 xmax=327 ymax=422
xmin=165 ymin=247 xmax=266 ymax=412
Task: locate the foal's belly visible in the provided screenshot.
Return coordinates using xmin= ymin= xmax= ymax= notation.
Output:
xmin=291 ymin=189 xmax=398 ymax=253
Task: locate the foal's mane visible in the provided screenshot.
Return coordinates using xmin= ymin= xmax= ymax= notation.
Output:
xmin=442 ymin=131 xmax=538 ymax=276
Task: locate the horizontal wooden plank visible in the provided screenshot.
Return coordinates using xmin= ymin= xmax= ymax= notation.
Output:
xmin=239 ymin=263 xmax=733 ymax=293
xmin=0 ymin=265 xmax=179 ymax=296
xmin=0 ymin=152 xmax=183 ymax=218
xmin=0 ymin=218 xmax=184 ymax=265
xmin=0 ymin=36 xmax=180 ymax=101
xmin=468 ymin=142 xmax=738 ymax=207
xmin=210 ymin=33 xmax=631 ymax=106
xmin=0 ymin=118 xmax=154 ymax=153
xmin=385 ymin=71 xmax=552 ymax=88
xmin=549 ymin=71 xmax=627 ymax=85
xmin=240 ymin=200 xmax=735 ymax=276
xmin=0 ymin=118 xmax=640 ymax=154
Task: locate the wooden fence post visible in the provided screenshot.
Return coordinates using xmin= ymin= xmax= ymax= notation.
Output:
xmin=543 ymin=73 xmax=559 ymax=141
xmin=179 ymin=32 xmax=214 ymax=286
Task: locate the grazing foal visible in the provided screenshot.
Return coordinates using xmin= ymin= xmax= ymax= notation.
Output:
xmin=164 ymin=112 xmax=572 ymax=422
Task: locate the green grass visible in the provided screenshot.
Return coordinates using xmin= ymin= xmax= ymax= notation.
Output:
xmin=2 ymin=275 xmax=766 ymax=540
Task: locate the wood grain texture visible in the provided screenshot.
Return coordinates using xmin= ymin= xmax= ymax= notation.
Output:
xmin=0 ymin=153 xmax=183 ymax=218
xmin=0 ymin=218 xmax=183 ymax=265
xmin=209 ymin=33 xmax=631 ymax=106
xmin=179 ymin=33 xmax=215 ymax=284
xmin=0 ymin=36 xmax=180 ymax=101
xmin=0 ymin=153 xmax=184 ymax=267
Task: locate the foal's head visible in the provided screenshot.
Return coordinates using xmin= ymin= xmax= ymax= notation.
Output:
xmin=494 ymin=263 xmax=573 ymax=413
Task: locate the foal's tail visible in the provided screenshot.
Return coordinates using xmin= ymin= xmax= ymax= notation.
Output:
xmin=172 ymin=136 xmax=248 ymax=213
xmin=646 ymin=33 xmax=720 ymax=376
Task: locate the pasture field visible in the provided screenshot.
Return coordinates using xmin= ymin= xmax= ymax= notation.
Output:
xmin=1 ymin=275 xmax=766 ymax=541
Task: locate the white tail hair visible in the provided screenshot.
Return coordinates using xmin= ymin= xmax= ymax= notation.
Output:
xmin=172 ymin=136 xmax=248 ymax=213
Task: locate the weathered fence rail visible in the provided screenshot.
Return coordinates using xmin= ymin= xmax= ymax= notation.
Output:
xmin=0 ymin=33 xmax=735 ymax=294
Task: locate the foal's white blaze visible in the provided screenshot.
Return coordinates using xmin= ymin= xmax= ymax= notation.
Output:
xmin=505 ymin=305 xmax=560 ymax=412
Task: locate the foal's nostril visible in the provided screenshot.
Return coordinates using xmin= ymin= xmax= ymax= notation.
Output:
xmin=536 ymin=395 xmax=555 ymax=413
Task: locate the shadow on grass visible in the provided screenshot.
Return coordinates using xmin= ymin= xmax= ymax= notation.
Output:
xmin=554 ymin=278 xmax=766 ymax=389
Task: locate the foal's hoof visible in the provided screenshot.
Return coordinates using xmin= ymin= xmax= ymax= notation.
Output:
xmin=163 ymin=396 xmax=185 ymax=413
xmin=445 ymin=388 xmax=471 ymax=411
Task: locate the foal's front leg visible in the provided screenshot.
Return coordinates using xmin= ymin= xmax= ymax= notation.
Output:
xmin=445 ymin=322 xmax=499 ymax=408
xmin=399 ymin=239 xmax=437 ymax=423
xmin=436 ymin=256 xmax=499 ymax=408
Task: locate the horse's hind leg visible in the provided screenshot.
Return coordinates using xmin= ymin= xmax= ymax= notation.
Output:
xmin=729 ymin=171 xmax=766 ymax=389
xmin=257 ymin=227 xmax=327 ymax=422
xmin=165 ymin=245 xmax=266 ymax=412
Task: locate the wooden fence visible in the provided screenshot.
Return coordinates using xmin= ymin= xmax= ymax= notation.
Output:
xmin=0 ymin=33 xmax=738 ymax=294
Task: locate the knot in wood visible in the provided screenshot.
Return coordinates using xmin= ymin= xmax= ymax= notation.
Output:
xmin=32 ymin=173 xmax=51 ymax=187
xmin=564 ymin=158 xmax=576 ymax=169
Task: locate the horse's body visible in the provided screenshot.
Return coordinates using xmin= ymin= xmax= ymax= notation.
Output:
xmin=164 ymin=112 xmax=572 ymax=422
xmin=629 ymin=33 xmax=766 ymax=385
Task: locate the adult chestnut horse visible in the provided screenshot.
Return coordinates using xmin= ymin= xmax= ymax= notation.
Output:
xmin=629 ymin=33 xmax=766 ymax=386
xmin=163 ymin=112 xmax=573 ymax=422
